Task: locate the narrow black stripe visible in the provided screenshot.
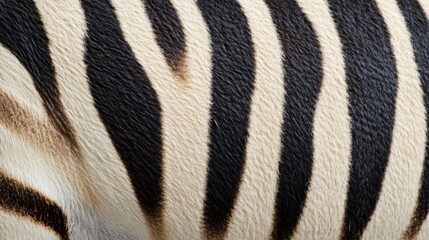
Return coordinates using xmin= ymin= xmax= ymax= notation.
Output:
xmin=81 ymin=0 xmax=164 ymax=230
xmin=143 ymin=0 xmax=186 ymax=78
xmin=0 ymin=172 xmax=69 ymax=240
xmin=265 ymin=1 xmax=323 ymax=239
xmin=398 ymin=0 xmax=429 ymax=238
xmin=0 ymin=0 xmax=77 ymax=146
xmin=328 ymin=1 xmax=398 ymax=239
xmin=197 ymin=0 xmax=256 ymax=237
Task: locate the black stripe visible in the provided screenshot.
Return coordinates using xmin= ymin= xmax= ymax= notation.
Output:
xmin=143 ymin=0 xmax=186 ymax=78
xmin=0 ymin=0 xmax=77 ymax=146
xmin=265 ymin=1 xmax=323 ymax=239
xmin=197 ymin=0 xmax=256 ymax=238
xmin=328 ymin=1 xmax=398 ymax=239
xmin=398 ymin=0 xmax=429 ymax=238
xmin=81 ymin=0 xmax=164 ymax=231
xmin=0 ymin=172 xmax=69 ymax=240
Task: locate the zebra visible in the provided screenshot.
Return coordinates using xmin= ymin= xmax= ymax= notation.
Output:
xmin=1 ymin=0 xmax=429 ymax=239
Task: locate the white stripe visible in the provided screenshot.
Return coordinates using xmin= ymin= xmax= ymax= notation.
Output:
xmin=362 ymin=0 xmax=426 ymax=239
xmin=111 ymin=0 xmax=213 ymax=239
xmin=292 ymin=0 xmax=351 ymax=239
xmin=225 ymin=0 xmax=284 ymax=239
xmin=35 ymin=1 xmax=151 ymax=239
xmin=0 ymin=45 xmax=46 ymax=119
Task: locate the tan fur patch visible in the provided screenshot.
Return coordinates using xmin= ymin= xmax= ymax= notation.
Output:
xmin=0 ymin=90 xmax=69 ymax=157
xmin=173 ymin=56 xmax=189 ymax=83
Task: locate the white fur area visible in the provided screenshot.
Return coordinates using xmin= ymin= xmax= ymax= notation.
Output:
xmin=225 ymin=0 xmax=284 ymax=239
xmin=0 ymin=46 xmax=46 ymax=119
xmin=362 ymin=1 xmax=426 ymax=239
xmin=34 ymin=1 xmax=151 ymax=239
xmin=292 ymin=1 xmax=351 ymax=239
xmin=0 ymin=125 xmax=97 ymax=240
xmin=111 ymin=0 xmax=213 ymax=239
xmin=0 ymin=210 xmax=58 ymax=240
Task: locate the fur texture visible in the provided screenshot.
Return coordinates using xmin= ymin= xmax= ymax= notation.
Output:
xmin=1 ymin=0 xmax=429 ymax=239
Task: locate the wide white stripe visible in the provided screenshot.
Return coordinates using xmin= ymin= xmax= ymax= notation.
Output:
xmin=362 ymin=0 xmax=426 ymax=239
xmin=35 ymin=1 xmax=151 ymax=239
xmin=224 ymin=0 xmax=284 ymax=239
xmin=112 ymin=0 xmax=213 ymax=239
xmin=292 ymin=0 xmax=351 ymax=239
xmin=0 ymin=45 xmax=46 ymax=119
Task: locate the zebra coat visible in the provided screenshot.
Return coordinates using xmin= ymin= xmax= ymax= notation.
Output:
xmin=1 ymin=0 xmax=429 ymax=239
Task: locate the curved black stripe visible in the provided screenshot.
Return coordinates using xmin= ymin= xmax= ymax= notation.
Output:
xmin=0 ymin=0 xmax=77 ymax=146
xmin=144 ymin=0 xmax=186 ymax=77
xmin=265 ymin=1 xmax=323 ymax=239
xmin=0 ymin=172 xmax=69 ymax=240
xmin=398 ymin=1 xmax=429 ymax=238
xmin=81 ymin=0 xmax=164 ymax=229
xmin=197 ymin=0 xmax=256 ymax=237
xmin=328 ymin=1 xmax=398 ymax=239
